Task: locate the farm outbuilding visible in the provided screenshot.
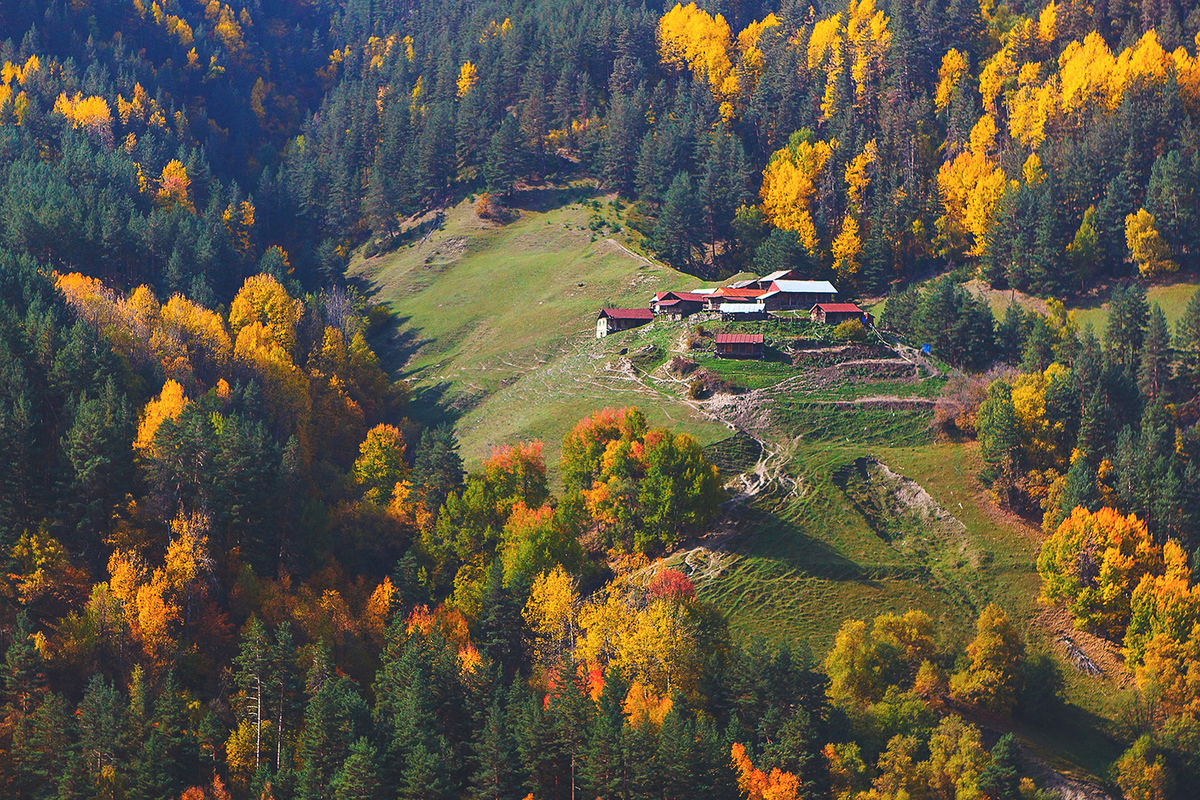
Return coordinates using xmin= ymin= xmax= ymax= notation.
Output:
xmin=596 ymin=308 xmax=653 ymax=337
xmin=810 ymin=302 xmax=872 ymax=326
xmin=705 ymin=287 xmax=765 ymax=310
xmin=650 ymin=291 xmax=708 ymax=319
xmin=715 ymin=333 xmax=764 ymax=359
xmin=760 ymin=280 xmax=838 ymax=311
xmin=719 ymin=302 xmax=768 ymax=321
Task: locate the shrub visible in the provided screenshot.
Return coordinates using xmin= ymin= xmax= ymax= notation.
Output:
xmin=684 ymin=329 xmax=707 ymax=351
xmin=833 ymin=318 xmax=869 ymax=343
xmin=668 ymin=356 xmax=698 ymax=377
xmin=476 ymin=192 xmax=516 ymax=223
xmin=365 ymin=304 xmax=393 ymax=334
xmin=689 ymin=369 xmax=738 ymax=397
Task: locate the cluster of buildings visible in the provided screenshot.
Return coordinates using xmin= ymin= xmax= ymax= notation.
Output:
xmin=596 ymin=269 xmax=873 ymax=357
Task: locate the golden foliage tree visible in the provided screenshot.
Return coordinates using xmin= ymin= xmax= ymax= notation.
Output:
xmin=229 ymin=274 xmax=302 ymax=353
xmin=135 ymin=380 xmax=189 ymax=454
xmin=156 ymin=160 xmax=195 ymax=212
xmin=353 ymin=424 xmax=408 ymax=504
xmin=1125 ymin=208 xmax=1179 ymax=277
xmin=760 ymin=135 xmax=832 ymax=253
xmin=949 ymin=604 xmax=1025 ymax=713
xmin=1038 ymin=506 xmax=1162 ymax=638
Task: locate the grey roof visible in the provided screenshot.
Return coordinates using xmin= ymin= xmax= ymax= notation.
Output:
xmin=769 ymin=279 xmax=838 ymax=294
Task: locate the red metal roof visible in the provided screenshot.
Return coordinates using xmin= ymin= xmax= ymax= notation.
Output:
xmin=600 ymin=308 xmax=654 ymax=320
xmin=715 ymin=333 xmax=764 ymax=344
xmin=715 ymin=287 xmax=765 ymax=298
xmin=812 ymin=303 xmax=864 ymax=313
xmin=654 ymin=291 xmax=708 ymax=303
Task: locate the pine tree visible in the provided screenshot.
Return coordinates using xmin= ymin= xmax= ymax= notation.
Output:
xmin=581 ymin=668 xmax=628 ymax=800
xmin=4 ymin=611 xmax=45 ymax=718
xmin=468 ymin=696 xmax=517 ymax=800
xmin=654 ymin=172 xmax=702 ymax=270
xmin=296 ymin=672 xmax=370 ymax=800
xmin=477 ymin=560 xmax=524 ymax=678
xmin=978 ymin=733 xmax=1021 ymax=800
xmin=271 ymin=622 xmax=303 ymax=772
xmin=547 ymin=662 xmax=592 ymax=800
xmin=1077 ymin=388 xmax=1111 ymax=464
xmin=484 ymin=115 xmax=524 ymax=198
xmin=332 ymin=738 xmax=380 ymax=800
xmin=412 ymin=424 xmax=464 ymax=516
xmin=235 ymin=616 xmax=273 ymax=773
xmin=1138 ymin=303 xmax=1171 ymax=403
xmin=12 ymin=692 xmax=69 ymax=799
xmin=132 ymin=672 xmax=197 ymax=800
xmin=1106 ymin=284 xmax=1148 ymax=369
xmin=77 ymin=674 xmax=123 ymax=778
xmin=1174 ymin=288 xmax=1200 ymax=393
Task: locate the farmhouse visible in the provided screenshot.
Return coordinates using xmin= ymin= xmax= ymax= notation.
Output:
xmin=596 ymin=307 xmax=653 ymax=338
xmin=760 ymin=279 xmax=838 ymax=311
xmin=715 ymin=332 xmax=764 ymax=359
xmin=705 ymin=286 xmax=765 ymax=310
xmin=811 ymin=302 xmax=872 ymax=326
xmin=650 ymin=291 xmax=707 ymax=319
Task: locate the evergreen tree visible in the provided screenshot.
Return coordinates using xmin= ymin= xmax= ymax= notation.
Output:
xmin=1106 ymin=284 xmax=1149 ymax=369
xmin=978 ymin=733 xmax=1021 ymax=800
xmin=296 ymin=661 xmax=369 ymax=800
xmin=132 ymin=673 xmax=197 ymax=800
xmin=412 ymin=424 xmax=465 ymax=516
xmin=1138 ymin=303 xmax=1171 ymax=402
xmin=12 ymin=692 xmax=69 ymax=799
xmin=4 ymin=612 xmax=45 ymax=718
xmin=332 ymin=738 xmax=381 ymax=800
xmin=468 ymin=695 xmax=518 ymax=800
xmin=654 ymin=172 xmax=702 ymax=270
xmin=484 ymin=116 xmax=524 ymax=199
xmin=582 ymin=669 xmax=629 ymax=800
xmin=77 ymin=674 xmax=123 ymax=781
xmin=477 ymin=560 xmax=525 ymax=678
xmin=1174 ymin=288 xmax=1200 ymax=393
xmin=235 ymin=616 xmax=273 ymax=773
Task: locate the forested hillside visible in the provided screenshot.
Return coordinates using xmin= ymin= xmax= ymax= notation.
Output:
xmin=0 ymin=0 xmax=1199 ymax=797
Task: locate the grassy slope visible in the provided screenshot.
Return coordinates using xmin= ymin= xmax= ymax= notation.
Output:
xmin=354 ymin=190 xmax=1129 ymax=781
xmin=349 ymin=189 xmax=731 ymax=473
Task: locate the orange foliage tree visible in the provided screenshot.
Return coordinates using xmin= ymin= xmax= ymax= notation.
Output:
xmin=1038 ymin=506 xmax=1162 ymax=638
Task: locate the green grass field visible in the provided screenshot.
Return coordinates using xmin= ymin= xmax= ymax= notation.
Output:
xmin=349 ymin=188 xmax=730 ymax=470
xmin=354 ymin=189 xmax=1135 ymax=783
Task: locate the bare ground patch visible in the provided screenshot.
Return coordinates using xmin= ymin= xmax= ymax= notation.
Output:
xmin=1037 ymin=604 xmax=1134 ymax=688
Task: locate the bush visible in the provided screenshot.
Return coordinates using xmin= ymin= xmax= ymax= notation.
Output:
xmin=685 ymin=329 xmax=708 ymax=351
xmin=833 ymin=319 xmax=869 ymax=343
xmin=476 ymin=192 xmax=516 ymax=223
xmin=668 ymin=356 xmax=698 ymax=376
xmin=365 ymin=304 xmax=393 ymax=334
xmin=688 ymin=369 xmax=738 ymax=398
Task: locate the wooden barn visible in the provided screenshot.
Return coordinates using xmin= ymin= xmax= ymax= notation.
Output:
xmin=719 ymin=302 xmax=768 ymax=321
xmin=650 ymin=291 xmax=708 ymax=319
xmin=760 ymin=280 xmax=838 ymax=311
xmin=705 ymin=287 xmax=765 ymax=311
xmin=811 ymin=302 xmax=872 ymax=326
xmin=715 ymin=332 xmax=764 ymax=359
xmin=596 ymin=308 xmax=653 ymax=337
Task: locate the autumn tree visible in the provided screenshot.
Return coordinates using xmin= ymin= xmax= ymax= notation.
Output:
xmin=1038 ymin=506 xmax=1162 ymax=638
xmin=949 ymin=604 xmax=1025 ymax=713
